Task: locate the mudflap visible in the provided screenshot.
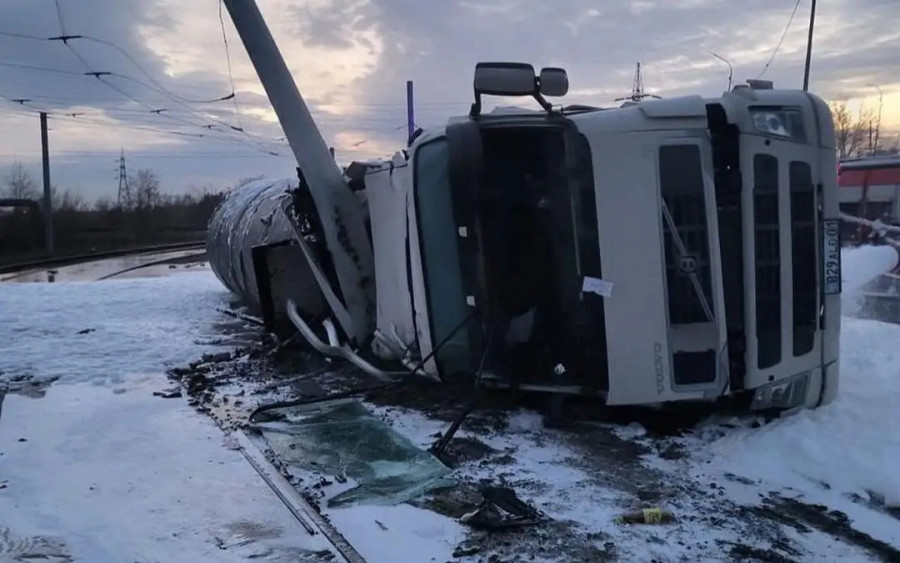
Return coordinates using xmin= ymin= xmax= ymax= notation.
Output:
xmin=252 ymin=242 xmax=328 ymax=335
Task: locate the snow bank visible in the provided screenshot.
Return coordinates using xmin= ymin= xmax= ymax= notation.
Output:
xmin=328 ymin=504 xmax=466 ymax=563
xmin=841 ymin=245 xmax=898 ymax=293
xmin=841 ymin=245 xmax=899 ymax=316
xmin=1 ymin=270 xmax=341 ymax=561
xmin=693 ymin=316 xmax=900 ymax=508
xmin=0 ymin=382 xmax=338 ymax=561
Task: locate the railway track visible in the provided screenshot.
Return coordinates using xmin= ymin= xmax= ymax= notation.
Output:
xmin=0 ymin=241 xmax=206 ymax=275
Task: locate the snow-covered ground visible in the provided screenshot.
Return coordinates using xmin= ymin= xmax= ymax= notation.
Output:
xmin=690 ymin=316 xmax=900 ymax=507
xmin=681 ymin=243 xmax=900 ymax=514
xmin=2 ymin=246 xmax=900 ymax=562
xmin=841 ymin=244 xmax=899 ymax=317
xmin=0 ymin=268 xmax=340 ymax=562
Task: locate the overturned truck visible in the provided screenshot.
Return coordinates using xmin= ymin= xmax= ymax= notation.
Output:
xmin=211 ymin=0 xmax=842 ymax=414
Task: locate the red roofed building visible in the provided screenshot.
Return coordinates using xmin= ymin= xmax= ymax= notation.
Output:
xmin=839 ymin=156 xmax=900 ymax=242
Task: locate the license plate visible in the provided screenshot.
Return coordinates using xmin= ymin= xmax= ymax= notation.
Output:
xmin=822 ymin=219 xmax=841 ymax=295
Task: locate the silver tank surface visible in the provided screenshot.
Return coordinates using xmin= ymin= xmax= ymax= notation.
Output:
xmin=206 ymin=177 xmax=297 ymax=307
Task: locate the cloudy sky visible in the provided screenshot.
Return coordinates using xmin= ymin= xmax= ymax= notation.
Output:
xmin=0 ymin=0 xmax=898 ymax=202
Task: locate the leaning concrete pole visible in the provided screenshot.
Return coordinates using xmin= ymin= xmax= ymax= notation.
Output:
xmin=222 ymin=0 xmax=375 ymax=344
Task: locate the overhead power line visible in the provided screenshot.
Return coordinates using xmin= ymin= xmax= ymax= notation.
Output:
xmin=0 ymin=102 xmax=205 ymax=140
xmin=53 ymin=0 xmax=67 ymax=36
xmin=0 ymin=30 xmax=46 ymax=40
xmin=80 ymin=36 xmax=236 ymax=104
xmin=0 ymin=56 xmax=406 ymax=150
xmin=0 ymin=60 xmax=84 ymax=77
xmin=47 ymin=1 xmax=234 ymax=106
xmin=0 ymin=1 xmax=421 ymax=163
xmin=0 ymin=29 xmax=236 ymax=105
xmin=4 ymin=1 xmax=281 ymax=155
xmin=218 ymin=0 xmax=245 ymax=132
xmin=0 ymin=32 xmax=473 ymax=108
xmin=756 ymin=0 xmax=803 ymax=79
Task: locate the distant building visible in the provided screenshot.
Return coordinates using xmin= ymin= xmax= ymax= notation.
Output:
xmin=839 ymin=156 xmax=900 ymax=243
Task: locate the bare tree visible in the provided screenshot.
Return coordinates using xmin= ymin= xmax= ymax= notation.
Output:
xmin=830 ymin=102 xmax=855 ymax=158
xmin=53 ymin=188 xmax=88 ymax=212
xmin=829 ymin=101 xmax=875 ymax=159
xmin=94 ymin=195 xmax=114 ymax=213
xmin=43 ymin=183 xmax=88 ymax=212
xmin=131 ymin=169 xmax=161 ymax=209
xmin=889 ymin=135 xmax=900 ymax=156
xmin=3 ymin=161 xmax=38 ymax=200
xmin=859 ymin=105 xmax=878 ymax=156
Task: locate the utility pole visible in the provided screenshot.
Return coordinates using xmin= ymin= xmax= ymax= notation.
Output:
xmin=802 ymin=0 xmax=817 ymax=91
xmin=40 ymin=112 xmax=54 ymax=256
xmin=406 ymin=80 xmax=415 ymax=142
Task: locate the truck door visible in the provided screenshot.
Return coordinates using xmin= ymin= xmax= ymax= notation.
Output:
xmin=657 ymin=137 xmax=728 ymax=396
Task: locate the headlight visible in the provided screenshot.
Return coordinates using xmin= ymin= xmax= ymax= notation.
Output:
xmin=750 ymin=107 xmax=806 ymax=142
xmin=751 ymin=370 xmax=810 ymax=411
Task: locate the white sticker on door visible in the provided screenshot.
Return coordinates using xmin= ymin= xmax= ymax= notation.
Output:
xmin=582 ymin=276 xmax=614 ymax=298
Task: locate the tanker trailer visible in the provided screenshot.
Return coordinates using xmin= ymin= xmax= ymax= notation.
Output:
xmin=213 ymin=0 xmax=841 ymax=413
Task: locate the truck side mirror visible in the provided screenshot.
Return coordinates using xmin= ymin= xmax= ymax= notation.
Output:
xmin=539 ymin=68 xmax=568 ymax=97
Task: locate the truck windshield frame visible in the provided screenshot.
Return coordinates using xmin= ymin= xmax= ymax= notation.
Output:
xmin=412 ymin=120 xmax=608 ymax=388
xmin=411 ymin=135 xmax=472 ymax=377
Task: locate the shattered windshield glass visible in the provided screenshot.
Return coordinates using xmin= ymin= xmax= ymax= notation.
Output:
xmin=255 ymin=399 xmax=454 ymax=507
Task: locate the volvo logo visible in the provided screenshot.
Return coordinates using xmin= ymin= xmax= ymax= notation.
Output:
xmin=678 ymin=255 xmax=698 ymax=275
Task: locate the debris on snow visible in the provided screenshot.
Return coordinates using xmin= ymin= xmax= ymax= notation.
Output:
xmin=0 ymin=527 xmax=73 ymax=563
xmin=615 ymin=507 xmax=675 ymax=525
xmin=153 ymin=387 xmax=183 ymax=399
xmin=458 ymin=485 xmax=545 ymax=530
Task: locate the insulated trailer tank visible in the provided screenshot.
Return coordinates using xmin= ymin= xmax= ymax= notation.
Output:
xmin=206 ymin=178 xmax=327 ymax=323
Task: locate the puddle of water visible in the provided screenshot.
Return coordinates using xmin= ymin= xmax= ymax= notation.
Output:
xmin=108 ymin=261 xmax=210 ymax=281
xmin=0 ymin=374 xmax=58 ymax=425
xmin=2 ymin=250 xmax=206 ymax=283
xmin=0 ymin=374 xmax=59 ymax=400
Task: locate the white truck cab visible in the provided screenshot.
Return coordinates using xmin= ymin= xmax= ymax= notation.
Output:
xmin=363 ymin=64 xmax=840 ymax=412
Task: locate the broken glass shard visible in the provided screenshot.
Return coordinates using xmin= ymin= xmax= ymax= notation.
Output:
xmin=255 ymin=399 xmax=454 ymax=507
